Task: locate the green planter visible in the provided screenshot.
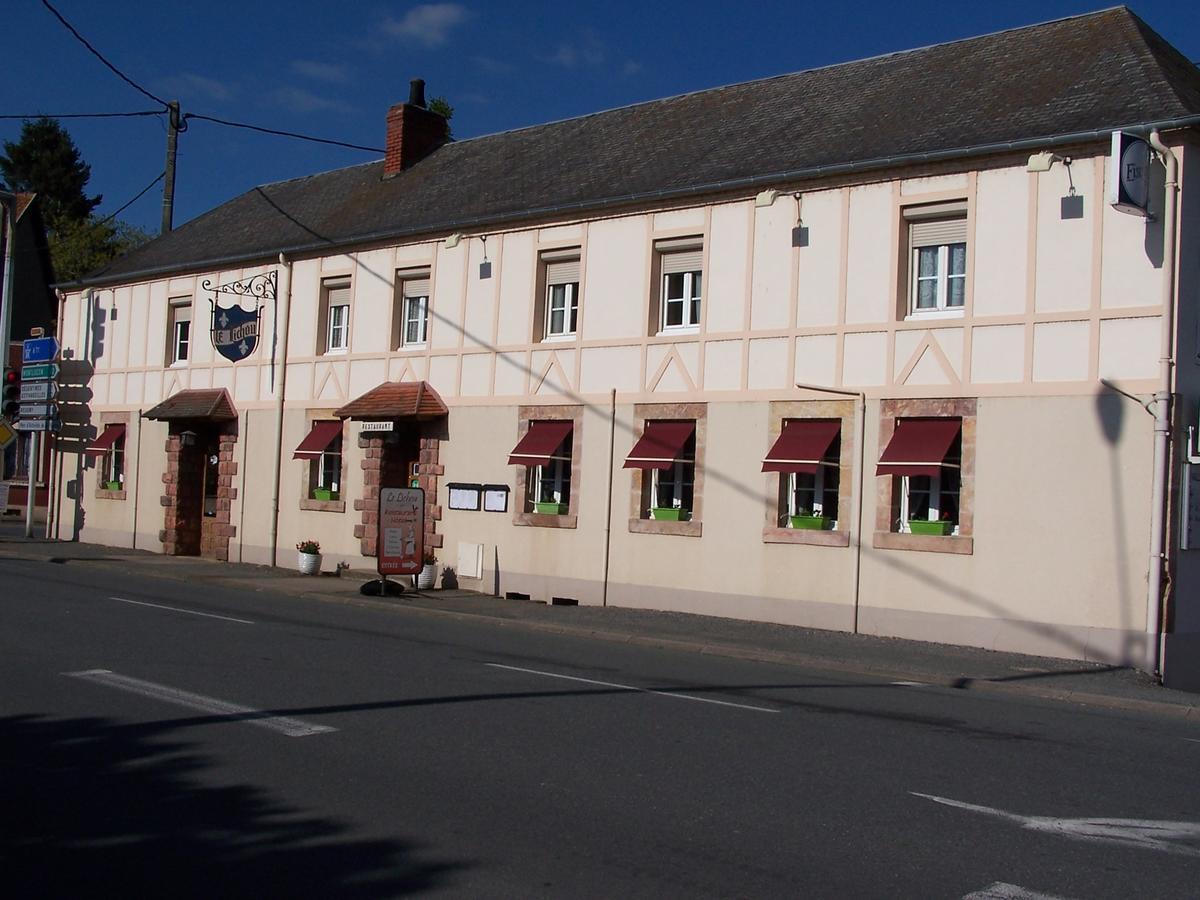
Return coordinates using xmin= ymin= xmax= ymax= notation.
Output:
xmin=534 ymin=501 xmax=567 ymax=515
xmin=104 ymin=481 xmax=122 ymax=491
xmin=312 ymin=488 xmax=339 ymax=501
xmin=909 ymin=519 xmax=953 ymax=536
xmin=651 ymin=507 xmax=688 ymax=521
xmin=790 ymin=515 xmax=830 ymax=530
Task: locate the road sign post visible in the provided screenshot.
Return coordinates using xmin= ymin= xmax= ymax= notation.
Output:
xmin=21 ymin=336 xmax=61 ymax=537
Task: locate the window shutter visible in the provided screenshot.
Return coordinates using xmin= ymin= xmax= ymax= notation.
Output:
xmin=910 ymin=218 xmax=967 ymax=248
xmin=661 ymin=249 xmax=704 ymax=274
xmin=171 ymin=303 xmax=192 ymax=323
xmin=326 ymin=284 xmax=351 ymax=306
xmin=545 ymin=258 xmax=580 ymax=284
xmin=402 ymin=277 xmax=431 ymax=298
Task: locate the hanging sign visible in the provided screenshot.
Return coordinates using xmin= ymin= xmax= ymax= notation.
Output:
xmin=378 ymin=486 xmax=425 ymax=577
xmin=1108 ymin=131 xmax=1152 ymax=217
xmin=204 ymin=271 xmax=274 ymax=363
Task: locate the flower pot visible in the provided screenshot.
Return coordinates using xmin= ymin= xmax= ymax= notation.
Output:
xmin=534 ymin=501 xmax=567 ymax=515
xmin=909 ymin=519 xmax=954 ymax=536
xmin=104 ymin=481 xmax=122 ymax=491
xmin=297 ymin=551 xmax=322 ymax=575
xmin=651 ymin=507 xmax=687 ymax=521
xmin=312 ymin=488 xmax=339 ymax=501
xmin=415 ymin=563 xmax=437 ymax=590
xmin=789 ymin=515 xmax=830 ymax=530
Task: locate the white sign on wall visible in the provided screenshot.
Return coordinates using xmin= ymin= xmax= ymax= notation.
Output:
xmin=1108 ymin=131 xmax=1152 ymax=217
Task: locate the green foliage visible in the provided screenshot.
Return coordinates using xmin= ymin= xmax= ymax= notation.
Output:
xmin=428 ymin=96 xmax=454 ymax=140
xmin=51 ymin=217 xmax=153 ymax=283
xmin=0 ymin=117 xmax=101 ymax=232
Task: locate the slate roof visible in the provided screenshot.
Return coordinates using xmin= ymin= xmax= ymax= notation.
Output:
xmin=335 ymin=381 xmax=448 ymax=420
xmin=80 ymin=6 xmax=1200 ymax=287
xmin=144 ymin=388 xmax=238 ymax=421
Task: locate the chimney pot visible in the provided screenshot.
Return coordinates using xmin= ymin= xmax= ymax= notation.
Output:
xmin=409 ymin=79 xmax=426 ymax=108
xmin=383 ymin=80 xmax=447 ymax=177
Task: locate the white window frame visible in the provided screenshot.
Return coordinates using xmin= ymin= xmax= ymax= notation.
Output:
xmin=102 ymin=435 xmax=126 ymax=487
xmin=531 ymin=455 xmax=571 ymax=506
xmin=787 ymin=464 xmax=839 ymax=525
xmin=307 ymin=428 xmax=343 ymax=498
xmin=403 ymin=293 xmax=429 ymax=346
xmin=327 ymin=302 xmax=349 ymax=352
xmin=660 ymin=269 xmax=702 ymax=332
xmin=899 ymin=472 xmax=959 ymax=534
xmin=545 ymin=281 xmax=579 ymax=339
xmin=909 ymin=243 xmax=967 ymax=317
xmin=651 ymin=459 xmax=695 ymax=510
xmin=904 ymin=202 xmax=968 ymax=320
xmin=169 ymin=300 xmax=191 ymax=365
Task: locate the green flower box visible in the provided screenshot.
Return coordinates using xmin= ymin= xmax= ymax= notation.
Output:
xmin=909 ymin=519 xmax=954 ymax=536
xmin=651 ymin=507 xmax=688 ymax=521
xmin=534 ymin=501 xmax=567 ymax=515
xmin=104 ymin=481 xmax=122 ymax=491
xmin=312 ymin=488 xmax=339 ymax=501
xmin=789 ymin=515 xmax=830 ymax=530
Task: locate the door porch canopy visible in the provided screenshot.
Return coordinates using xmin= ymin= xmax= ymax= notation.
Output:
xmin=334 ymin=380 xmax=448 ymax=421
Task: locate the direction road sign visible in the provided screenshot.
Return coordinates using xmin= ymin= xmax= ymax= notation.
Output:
xmin=19 ymin=381 xmax=58 ymax=402
xmin=22 ymin=336 xmax=60 ymax=364
xmin=19 ymin=403 xmax=54 ymax=418
xmin=14 ymin=417 xmax=60 ymax=432
xmin=21 ymin=363 xmax=59 ymax=381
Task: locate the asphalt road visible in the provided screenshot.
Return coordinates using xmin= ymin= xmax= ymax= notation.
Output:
xmin=2 ymin=553 xmax=1198 ymax=898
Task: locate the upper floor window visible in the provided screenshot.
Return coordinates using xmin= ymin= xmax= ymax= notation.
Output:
xmin=168 ymin=298 xmax=191 ymax=364
xmin=395 ymin=269 xmax=431 ymax=347
xmin=543 ymin=252 xmax=580 ymax=339
xmin=904 ymin=202 xmax=967 ymax=318
xmin=655 ymin=238 xmax=703 ymax=333
xmin=320 ymin=278 xmax=351 ymax=354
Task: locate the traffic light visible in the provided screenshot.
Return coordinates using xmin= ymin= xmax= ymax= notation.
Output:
xmin=2 ymin=369 xmax=19 ymax=420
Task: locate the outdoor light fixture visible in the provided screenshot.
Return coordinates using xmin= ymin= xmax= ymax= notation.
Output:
xmin=755 ymin=188 xmax=779 ymax=208
xmin=445 ymin=232 xmax=463 ymax=249
xmin=1026 ymin=151 xmax=1068 ymax=173
xmin=791 ymin=192 xmax=809 ymax=247
xmin=1026 ymin=152 xmax=1083 ymax=218
xmin=479 ymin=234 xmax=492 ymax=279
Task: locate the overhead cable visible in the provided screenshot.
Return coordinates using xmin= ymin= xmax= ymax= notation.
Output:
xmin=184 ymin=113 xmax=383 ymax=154
xmin=0 ymin=111 xmax=163 ymax=120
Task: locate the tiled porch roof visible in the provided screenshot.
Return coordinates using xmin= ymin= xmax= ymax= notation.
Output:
xmin=335 ymin=381 xmax=448 ymax=420
xmin=143 ymin=388 xmax=238 ymax=421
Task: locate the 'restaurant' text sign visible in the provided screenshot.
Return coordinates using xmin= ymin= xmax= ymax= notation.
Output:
xmin=378 ymin=486 xmax=425 ymax=576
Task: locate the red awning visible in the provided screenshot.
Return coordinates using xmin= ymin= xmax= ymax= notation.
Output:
xmin=876 ymin=418 xmax=961 ymax=476
xmin=762 ymin=419 xmax=840 ymax=473
xmin=84 ymin=423 xmax=125 ymax=456
xmin=623 ymin=421 xmax=695 ymax=470
xmin=293 ymin=421 xmax=343 ymax=460
xmin=507 ymin=420 xmax=573 ymax=466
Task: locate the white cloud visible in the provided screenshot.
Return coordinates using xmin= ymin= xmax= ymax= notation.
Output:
xmin=271 ymin=87 xmax=346 ymax=114
xmin=158 ymin=72 xmax=234 ymax=102
xmin=290 ymin=60 xmax=351 ymax=84
xmin=542 ymin=34 xmax=606 ymax=68
xmin=382 ymin=3 xmax=469 ymax=47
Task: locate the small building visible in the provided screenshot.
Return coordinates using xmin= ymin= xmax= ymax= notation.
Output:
xmin=54 ymin=9 xmax=1200 ymax=689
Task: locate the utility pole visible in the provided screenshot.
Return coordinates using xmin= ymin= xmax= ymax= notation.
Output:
xmin=161 ymin=100 xmax=180 ymax=234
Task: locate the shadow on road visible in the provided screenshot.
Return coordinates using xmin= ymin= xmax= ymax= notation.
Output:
xmin=0 ymin=713 xmax=460 ymax=897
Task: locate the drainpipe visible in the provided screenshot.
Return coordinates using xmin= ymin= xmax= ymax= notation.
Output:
xmin=795 ymin=382 xmax=867 ymax=633
xmin=131 ymin=409 xmax=143 ymax=549
xmin=269 ymin=253 xmax=293 ymax=567
xmin=1145 ymin=130 xmax=1179 ymax=681
xmin=602 ymin=388 xmax=616 ymax=607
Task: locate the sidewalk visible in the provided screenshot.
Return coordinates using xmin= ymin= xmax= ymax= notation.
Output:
xmin=3 ymin=527 xmax=1198 ymax=720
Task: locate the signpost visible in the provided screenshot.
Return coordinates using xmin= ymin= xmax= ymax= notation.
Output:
xmin=20 ymin=336 xmax=60 ymax=536
xmin=377 ymin=486 xmax=425 ymax=593
xmin=21 ymin=336 xmax=59 ymax=364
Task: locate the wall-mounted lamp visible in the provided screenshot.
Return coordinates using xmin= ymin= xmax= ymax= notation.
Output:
xmin=1026 ymin=151 xmax=1071 ymax=173
xmin=754 ymin=188 xmax=779 ymax=208
xmin=445 ymin=232 xmax=464 ymax=249
xmin=791 ymin=192 xmax=809 ymax=247
xmin=179 ymin=430 xmax=197 ymax=447
xmin=479 ymin=234 xmax=492 ymax=279
xmin=1027 ymin=151 xmax=1083 ymax=219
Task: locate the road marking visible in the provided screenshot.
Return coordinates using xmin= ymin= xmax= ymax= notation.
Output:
xmin=111 ymin=596 xmax=254 ymax=625
xmin=485 ymin=663 xmax=779 ymax=714
xmin=63 ymin=669 xmax=335 ymax=737
xmin=912 ymin=792 xmax=1200 ymax=858
xmin=890 ymin=681 xmax=928 ymax=687
xmin=962 ymin=883 xmax=1073 ymax=900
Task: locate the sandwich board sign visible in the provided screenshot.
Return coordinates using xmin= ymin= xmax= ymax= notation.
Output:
xmin=378 ymin=486 xmax=425 ymax=578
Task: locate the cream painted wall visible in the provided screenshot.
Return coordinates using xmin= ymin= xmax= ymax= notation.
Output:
xmin=973 ymin=169 xmax=1028 ymax=318
xmin=584 ymin=215 xmax=649 ymax=341
xmin=706 ymin=202 xmax=751 ymax=334
xmin=1034 ymin=156 xmax=1094 ymax=313
xmin=749 ymin=201 xmax=793 ymax=331
xmin=844 ymin=184 xmax=893 ymax=324
xmin=795 ymin=188 xmax=842 ymax=327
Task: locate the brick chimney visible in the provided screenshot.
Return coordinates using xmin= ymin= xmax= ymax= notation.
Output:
xmin=383 ymin=79 xmax=449 ymax=178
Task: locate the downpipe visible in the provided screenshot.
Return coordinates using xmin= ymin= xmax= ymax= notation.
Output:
xmin=269 ymin=253 xmax=294 ymax=567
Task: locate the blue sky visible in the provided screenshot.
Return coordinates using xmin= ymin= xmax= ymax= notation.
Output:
xmin=3 ymin=1 xmax=1197 ymax=234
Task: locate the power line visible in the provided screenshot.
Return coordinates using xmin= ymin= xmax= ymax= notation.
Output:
xmin=41 ymin=0 xmax=169 ymax=109
xmin=96 ymin=171 xmax=165 ymax=226
xmin=0 ymin=111 xmax=162 ymax=120
xmin=184 ymin=113 xmax=383 ymax=154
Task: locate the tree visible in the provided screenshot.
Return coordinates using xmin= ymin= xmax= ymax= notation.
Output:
xmin=1 ymin=117 xmax=150 ymax=281
xmin=0 ymin=117 xmax=101 ymax=232
xmin=429 ymin=96 xmax=455 ymax=141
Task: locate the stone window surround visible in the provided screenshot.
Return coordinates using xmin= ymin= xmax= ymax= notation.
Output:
xmin=93 ymin=410 xmax=131 ymax=501
xmin=512 ymin=404 xmax=583 ymax=530
xmin=628 ymin=401 xmax=706 ymax=538
xmin=762 ymin=399 xmax=854 ymax=548
xmin=297 ymin=408 xmax=347 ymax=513
xmin=873 ymin=397 xmax=976 ymax=556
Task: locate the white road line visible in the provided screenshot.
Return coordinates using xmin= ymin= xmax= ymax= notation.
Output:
xmin=485 ymin=663 xmax=779 ymax=714
xmin=63 ymin=669 xmax=335 ymax=737
xmin=962 ymin=883 xmax=1073 ymax=900
xmin=912 ymin=792 xmax=1200 ymax=858
xmin=890 ymin=681 xmax=928 ymax=687
xmin=110 ymin=596 xmax=254 ymax=625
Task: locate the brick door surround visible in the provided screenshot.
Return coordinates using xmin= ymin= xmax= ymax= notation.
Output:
xmin=160 ymin=422 xmax=238 ymax=559
xmin=353 ymin=432 xmax=443 ymax=557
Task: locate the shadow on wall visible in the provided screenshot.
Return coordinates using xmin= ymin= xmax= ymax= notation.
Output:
xmin=1094 ymin=388 xmax=1140 ymax=664
xmin=0 ymin=713 xmax=459 ymax=897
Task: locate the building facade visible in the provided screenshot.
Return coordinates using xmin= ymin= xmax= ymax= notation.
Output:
xmin=53 ymin=10 xmax=1200 ymax=689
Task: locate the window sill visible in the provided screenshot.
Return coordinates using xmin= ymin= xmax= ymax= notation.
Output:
xmin=655 ymin=326 xmax=700 ymax=338
xmin=169 ymin=360 xmax=188 ymax=368
xmin=628 ymin=517 xmax=702 ymax=537
xmin=398 ymin=342 xmax=427 ymax=351
xmin=95 ymin=487 xmax=127 ymax=501
xmin=323 ymin=347 xmax=349 ymax=356
xmin=300 ymin=498 xmax=346 ymax=513
xmin=904 ymin=309 xmax=964 ymax=322
xmin=762 ymin=527 xmax=850 ymax=547
xmin=873 ymin=530 xmax=973 ymax=555
xmin=541 ymin=333 xmax=577 ymax=343
xmin=513 ymin=511 xmax=578 ymax=529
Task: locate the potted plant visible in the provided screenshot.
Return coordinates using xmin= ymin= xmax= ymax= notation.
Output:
xmin=312 ymin=488 xmax=339 ymax=501
xmin=105 ymin=480 xmax=122 ymax=491
xmin=296 ymin=539 xmax=322 ymax=575
xmin=416 ymin=550 xmax=438 ymax=590
xmin=908 ymin=514 xmax=954 ymax=536
xmin=651 ymin=506 xmax=688 ymax=521
xmin=789 ymin=508 xmax=830 ymax=530
xmin=534 ymin=501 xmax=567 ymax=515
